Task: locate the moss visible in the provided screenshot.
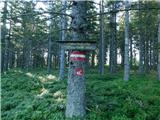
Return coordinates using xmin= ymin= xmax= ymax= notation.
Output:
xmin=1 ymin=68 xmax=160 ymax=120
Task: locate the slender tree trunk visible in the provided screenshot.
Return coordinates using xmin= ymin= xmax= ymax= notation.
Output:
xmin=142 ymin=4 xmax=151 ymax=73
xmin=144 ymin=12 xmax=150 ymax=73
xmin=29 ymin=41 xmax=33 ymax=68
xmin=157 ymin=3 xmax=160 ymax=80
xmin=54 ymin=55 xmax=57 ymax=69
xmin=47 ymin=27 xmax=52 ymax=74
xmin=59 ymin=0 xmax=67 ymax=80
xmin=8 ymin=5 xmax=14 ymax=69
xmin=24 ymin=39 xmax=32 ymax=70
xmin=22 ymin=2 xmax=34 ymax=70
xmin=110 ymin=2 xmax=117 ymax=73
xmin=130 ymin=37 xmax=133 ymax=68
xmin=149 ymin=39 xmax=151 ymax=69
xmin=149 ymin=38 xmax=152 ymax=70
xmin=2 ymin=1 xmax=8 ymax=72
xmin=139 ymin=39 xmax=145 ymax=74
xmin=91 ymin=51 xmax=95 ymax=67
xmin=22 ymin=46 xmax=26 ymax=69
xmin=153 ymin=36 xmax=157 ymax=70
xmin=138 ymin=1 xmax=144 ymax=74
xmin=16 ymin=51 xmax=20 ymax=68
xmin=99 ymin=0 xmax=105 ymax=75
xmin=66 ymin=1 xmax=86 ymax=118
xmin=121 ymin=48 xmax=124 ymax=67
xmin=4 ymin=36 xmax=9 ymax=71
xmin=124 ymin=0 xmax=130 ymax=81
xmin=144 ymin=20 xmax=149 ymax=73
xmin=8 ymin=43 xmax=14 ymax=69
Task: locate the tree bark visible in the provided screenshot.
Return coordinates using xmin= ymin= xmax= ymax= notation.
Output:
xmin=24 ymin=39 xmax=32 ymax=70
xmin=138 ymin=0 xmax=144 ymax=74
xmin=4 ymin=34 xmax=9 ymax=71
xmin=59 ymin=0 xmax=67 ymax=80
xmin=153 ymin=35 xmax=157 ymax=70
xmin=65 ymin=1 xmax=87 ymax=118
xmin=157 ymin=2 xmax=160 ymax=80
xmin=144 ymin=11 xmax=150 ymax=73
xmin=144 ymin=36 xmax=149 ymax=73
xmin=109 ymin=2 xmax=117 ymax=73
xmin=144 ymin=10 xmax=151 ymax=73
xmin=91 ymin=51 xmax=95 ymax=67
xmin=2 ymin=1 xmax=8 ymax=72
xmin=22 ymin=2 xmax=34 ymax=70
xmin=47 ymin=27 xmax=52 ymax=74
xmin=130 ymin=37 xmax=133 ymax=68
xmin=124 ymin=0 xmax=130 ymax=81
xmin=8 ymin=5 xmax=14 ymax=69
xmin=99 ymin=0 xmax=105 ymax=75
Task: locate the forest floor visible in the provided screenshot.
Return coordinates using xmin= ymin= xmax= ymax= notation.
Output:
xmin=1 ymin=68 xmax=160 ymax=120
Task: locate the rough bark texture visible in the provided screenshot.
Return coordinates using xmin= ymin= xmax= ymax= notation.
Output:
xmin=65 ymin=1 xmax=87 ymax=118
xmin=144 ymin=34 xmax=149 ymax=73
xmin=138 ymin=0 xmax=144 ymax=74
xmin=59 ymin=0 xmax=67 ymax=80
xmin=144 ymin=11 xmax=150 ymax=73
xmin=138 ymin=35 xmax=144 ymax=73
xmin=8 ymin=6 xmax=14 ymax=69
xmin=158 ymin=3 xmax=160 ymax=80
xmin=153 ymin=36 xmax=157 ymax=69
xmin=91 ymin=51 xmax=95 ymax=67
xmin=4 ymin=34 xmax=9 ymax=71
xmin=22 ymin=2 xmax=34 ymax=70
xmin=124 ymin=0 xmax=130 ymax=81
xmin=109 ymin=2 xmax=117 ymax=73
xmin=2 ymin=1 xmax=8 ymax=72
xmin=130 ymin=37 xmax=133 ymax=68
xmin=66 ymin=59 xmax=86 ymax=118
xmin=23 ymin=38 xmax=32 ymax=70
xmin=99 ymin=0 xmax=105 ymax=75
xmin=47 ymin=27 xmax=52 ymax=74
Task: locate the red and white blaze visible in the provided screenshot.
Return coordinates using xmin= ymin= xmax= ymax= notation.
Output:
xmin=70 ymin=51 xmax=86 ymax=61
xmin=75 ymin=68 xmax=84 ymax=76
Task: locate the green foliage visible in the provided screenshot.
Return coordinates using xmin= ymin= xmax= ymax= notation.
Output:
xmin=2 ymin=69 xmax=160 ymax=120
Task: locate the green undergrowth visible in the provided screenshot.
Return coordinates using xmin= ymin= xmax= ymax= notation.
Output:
xmin=1 ymin=68 xmax=160 ymax=120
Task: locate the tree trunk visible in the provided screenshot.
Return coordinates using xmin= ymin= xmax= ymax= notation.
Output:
xmin=130 ymin=37 xmax=133 ymax=68
xmin=54 ymin=55 xmax=57 ymax=69
xmin=8 ymin=7 xmax=14 ymax=69
xmin=153 ymin=36 xmax=157 ymax=70
xmin=99 ymin=0 xmax=105 ymax=75
xmin=124 ymin=0 xmax=130 ymax=81
xmin=23 ymin=38 xmax=32 ymax=70
xmin=109 ymin=2 xmax=117 ymax=73
xmin=65 ymin=1 xmax=86 ymax=118
xmin=91 ymin=51 xmax=95 ymax=67
xmin=22 ymin=2 xmax=34 ymax=70
xmin=144 ymin=22 xmax=149 ymax=73
xmin=157 ymin=3 xmax=160 ymax=80
xmin=138 ymin=1 xmax=144 ymax=74
xmin=59 ymin=0 xmax=67 ymax=80
xmin=149 ymin=38 xmax=152 ymax=70
xmin=2 ymin=1 xmax=8 ymax=72
xmin=47 ymin=28 xmax=52 ymax=74
xmin=121 ymin=48 xmax=124 ymax=67
xmin=16 ymin=51 xmax=20 ymax=68
xmin=8 ymin=44 xmax=15 ymax=69
xmin=4 ymin=35 xmax=9 ymax=71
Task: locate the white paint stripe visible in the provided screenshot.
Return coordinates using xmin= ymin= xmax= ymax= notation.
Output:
xmin=70 ymin=54 xmax=86 ymax=58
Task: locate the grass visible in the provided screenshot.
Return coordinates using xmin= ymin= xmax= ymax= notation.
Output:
xmin=1 ymin=68 xmax=160 ymax=120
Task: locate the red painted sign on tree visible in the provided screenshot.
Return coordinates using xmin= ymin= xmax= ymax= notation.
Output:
xmin=75 ymin=68 xmax=84 ymax=76
xmin=70 ymin=51 xmax=86 ymax=61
